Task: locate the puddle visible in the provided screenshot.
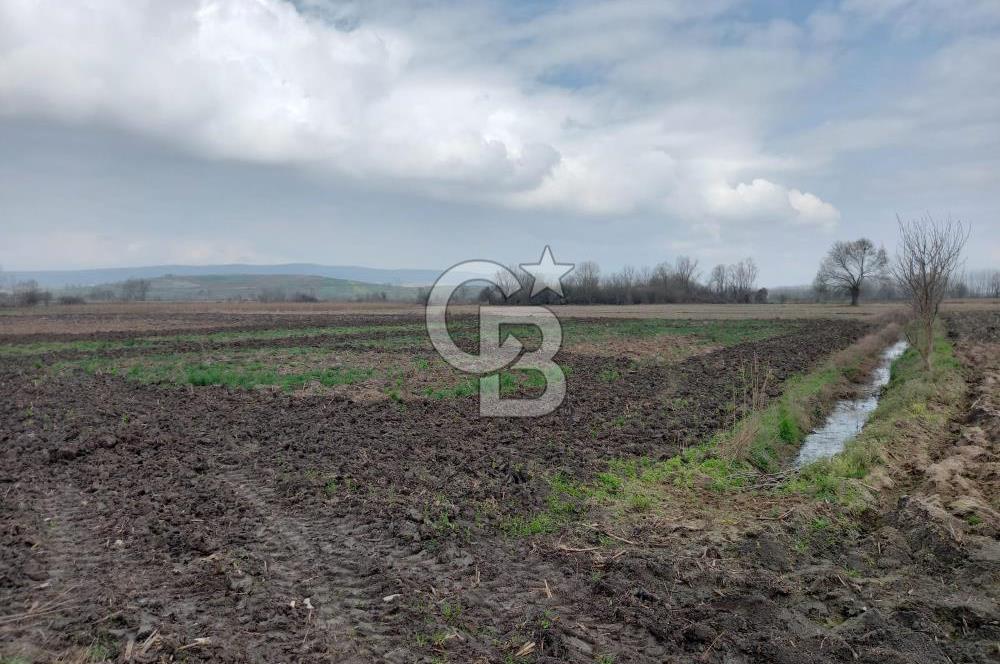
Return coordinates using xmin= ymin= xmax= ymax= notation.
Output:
xmin=794 ymin=340 xmax=909 ymax=467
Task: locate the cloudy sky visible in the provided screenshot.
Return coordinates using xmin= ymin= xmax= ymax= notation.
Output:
xmin=1 ymin=0 xmax=998 ymax=285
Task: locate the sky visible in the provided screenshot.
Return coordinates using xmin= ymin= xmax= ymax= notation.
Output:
xmin=1 ymin=0 xmax=998 ymax=286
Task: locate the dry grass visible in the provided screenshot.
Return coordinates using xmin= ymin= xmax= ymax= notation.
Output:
xmin=717 ymin=354 xmax=771 ymax=461
xmin=830 ymin=321 xmax=902 ymax=371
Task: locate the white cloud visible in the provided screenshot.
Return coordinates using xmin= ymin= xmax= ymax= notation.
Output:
xmin=0 ymin=0 xmax=997 ymax=284
xmin=707 ymin=178 xmax=839 ymax=230
xmin=787 ymin=189 xmax=841 ymax=229
xmin=0 ymin=0 xmax=841 ymax=232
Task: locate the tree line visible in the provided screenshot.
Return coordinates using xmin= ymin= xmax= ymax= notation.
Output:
xmin=480 ymin=219 xmax=990 ymax=309
xmin=2 ymin=215 xmax=993 ymax=311
xmin=478 ymin=256 xmax=767 ymax=305
xmin=487 ymin=216 xmax=973 ymax=371
xmin=0 ymin=277 xmax=152 ymax=307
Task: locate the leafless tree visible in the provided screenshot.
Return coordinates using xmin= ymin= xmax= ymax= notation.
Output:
xmin=604 ymin=265 xmax=637 ymax=304
xmin=619 ymin=265 xmax=636 ymax=303
xmin=708 ymin=264 xmax=728 ymax=298
xmin=11 ymin=279 xmax=51 ymax=307
xmin=569 ymin=260 xmax=601 ymax=304
xmin=815 ymin=238 xmax=888 ymax=306
xmin=121 ymin=278 xmax=151 ymax=302
xmin=811 ymin=273 xmax=830 ymax=302
xmin=498 ymin=264 xmax=526 ymax=302
xmin=965 ymin=269 xmax=1000 ymax=298
xmin=891 ymin=216 xmax=969 ymax=371
xmin=949 ymin=271 xmax=969 ymax=299
xmin=729 ymin=258 xmax=759 ymax=303
xmin=648 ymin=261 xmax=673 ymax=300
xmin=630 ymin=265 xmax=654 ymax=303
xmin=673 ymin=256 xmax=699 ymax=293
xmin=548 ymin=256 xmax=763 ymax=305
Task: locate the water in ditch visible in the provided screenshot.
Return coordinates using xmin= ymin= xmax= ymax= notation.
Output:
xmin=794 ymin=339 xmax=910 ymax=467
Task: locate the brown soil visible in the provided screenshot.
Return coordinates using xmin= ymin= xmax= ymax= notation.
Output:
xmin=0 ymin=313 xmax=423 ymax=344
xmin=565 ymin=333 xmax=711 ymax=363
xmin=5 ymin=299 xmax=995 ymax=337
xmin=1 ymin=310 xmax=997 ymax=662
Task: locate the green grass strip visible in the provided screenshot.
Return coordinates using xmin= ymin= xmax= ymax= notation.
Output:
xmin=784 ymin=329 xmax=964 ymax=507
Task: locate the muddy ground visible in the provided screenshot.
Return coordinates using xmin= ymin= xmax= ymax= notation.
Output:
xmin=1 ymin=310 xmax=997 ymax=662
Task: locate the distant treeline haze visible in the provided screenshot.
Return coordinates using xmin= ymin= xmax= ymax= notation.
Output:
xmin=2 ymin=259 xmax=997 ymax=308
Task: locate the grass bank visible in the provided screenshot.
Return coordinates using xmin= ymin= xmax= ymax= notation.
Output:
xmin=504 ymin=321 xmax=927 ymax=535
xmin=710 ymin=322 xmax=907 ymax=473
xmin=785 ymin=325 xmax=965 ymax=507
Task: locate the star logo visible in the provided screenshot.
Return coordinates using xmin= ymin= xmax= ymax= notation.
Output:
xmin=520 ymin=246 xmax=574 ymax=298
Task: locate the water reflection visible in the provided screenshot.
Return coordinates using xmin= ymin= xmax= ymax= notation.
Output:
xmin=795 ymin=340 xmax=909 ymax=467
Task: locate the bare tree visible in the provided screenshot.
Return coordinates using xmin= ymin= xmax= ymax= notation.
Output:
xmin=121 ymin=278 xmax=151 ymax=301
xmin=619 ymin=264 xmax=636 ymax=304
xmin=708 ymin=264 xmax=728 ymax=299
xmin=673 ymin=256 xmax=700 ymax=293
xmin=949 ymin=271 xmax=969 ymax=299
xmin=891 ymin=216 xmax=969 ymax=370
xmin=970 ymin=269 xmax=1000 ymax=299
xmin=569 ymin=261 xmax=601 ymax=304
xmin=11 ymin=279 xmax=51 ymax=307
xmin=962 ymin=269 xmax=997 ymax=298
xmin=815 ymin=238 xmax=888 ymax=306
xmin=604 ymin=265 xmax=637 ymax=304
xmin=729 ymin=258 xmax=759 ymax=303
xmin=648 ymin=262 xmax=674 ymax=301
xmin=499 ymin=265 xmax=524 ymax=301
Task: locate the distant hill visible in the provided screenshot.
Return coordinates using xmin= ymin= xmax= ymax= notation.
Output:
xmin=62 ymin=273 xmax=423 ymax=302
xmin=6 ymin=263 xmax=442 ymax=289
